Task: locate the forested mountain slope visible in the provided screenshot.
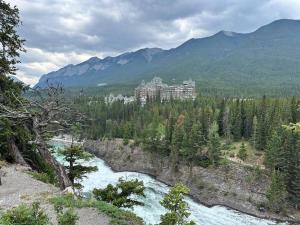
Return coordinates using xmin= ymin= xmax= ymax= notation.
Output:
xmin=36 ymin=19 xmax=300 ymax=95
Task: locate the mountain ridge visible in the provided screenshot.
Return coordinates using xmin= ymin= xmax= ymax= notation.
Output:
xmin=35 ymin=19 xmax=300 ymax=95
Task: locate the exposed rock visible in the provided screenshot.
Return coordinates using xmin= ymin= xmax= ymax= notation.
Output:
xmin=62 ymin=186 xmax=74 ymax=195
xmin=84 ymin=138 xmax=297 ymax=223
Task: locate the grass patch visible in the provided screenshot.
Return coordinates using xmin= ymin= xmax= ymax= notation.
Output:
xmin=49 ymin=194 xmax=144 ymax=225
xmin=28 ymin=171 xmax=59 ymax=186
xmin=221 ymin=140 xmax=264 ymax=166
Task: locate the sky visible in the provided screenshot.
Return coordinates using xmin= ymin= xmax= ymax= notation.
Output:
xmin=6 ymin=0 xmax=300 ymax=85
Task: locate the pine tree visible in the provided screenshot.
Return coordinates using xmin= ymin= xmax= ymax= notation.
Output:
xmin=223 ymin=106 xmax=231 ymax=143
xmin=58 ymin=145 xmax=98 ymax=192
xmin=266 ymin=171 xmax=287 ymax=212
xmin=251 ymin=116 xmax=258 ymax=148
xmin=208 ymin=122 xmax=221 ymax=166
xmin=290 ymin=96 xmax=298 ymax=123
xmin=159 ymin=183 xmax=196 ymax=225
xmin=93 ymin=178 xmax=145 ymax=208
xmin=217 ymin=99 xmax=226 ymax=136
xmin=190 ymin=123 xmax=206 ymax=149
xmin=256 ymin=96 xmax=268 ymax=150
xmin=238 ymin=142 xmax=247 ymax=161
xmin=231 ymin=99 xmax=242 ymax=141
xmin=264 ymin=131 xmax=282 ymax=170
xmin=0 ymin=0 xmax=25 ymax=75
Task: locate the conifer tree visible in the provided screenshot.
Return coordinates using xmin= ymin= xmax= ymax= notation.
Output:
xmin=218 ymin=99 xmax=226 ymax=136
xmin=231 ymin=99 xmax=242 ymax=141
xmin=266 ymin=171 xmax=287 ymax=212
xmin=223 ymin=106 xmax=231 ymax=142
xmin=251 ymin=116 xmax=258 ymax=148
xmin=208 ymin=122 xmax=221 ymax=166
xmin=0 ymin=0 xmax=25 ymax=75
xmin=256 ymin=96 xmax=268 ymax=150
xmin=264 ymin=131 xmax=282 ymax=170
xmin=238 ymin=142 xmax=247 ymax=161
xmin=290 ymin=96 xmax=298 ymax=123
xmin=93 ymin=178 xmax=145 ymax=208
xmin=159 ymin=183 xmax=196 ymax=225
xmin=58 ymin=145 xmax=98 ymax=192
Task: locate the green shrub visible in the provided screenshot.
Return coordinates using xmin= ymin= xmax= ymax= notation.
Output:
xmin=55 ymin=204 xmax=79 ymax=225
xmin=50 ymin=194 xmax=144 ymax=225
xmin=123 ymin=139 xmax=129 ymax=146
xmin=238 ymin=143 xmax=248 ymax=161
xmin=0 ymin=202 xmax=49 ymax=225
xmin=93 ymin=178 xmax=145 ymax=208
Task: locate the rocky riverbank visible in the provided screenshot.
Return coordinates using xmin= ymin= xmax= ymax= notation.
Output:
xmin=84 ymin=139 xmax=299 ymax=223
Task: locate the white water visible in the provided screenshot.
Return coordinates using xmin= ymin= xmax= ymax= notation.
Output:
xmin=52 ymin=140 xmax=289 ymax=225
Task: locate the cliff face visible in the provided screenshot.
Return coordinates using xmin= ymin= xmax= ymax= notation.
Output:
xmin=83 ymin=139 xmax=292 ymax=221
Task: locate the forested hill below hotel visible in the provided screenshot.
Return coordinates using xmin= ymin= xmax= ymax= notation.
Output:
xmin=36 ymin=19 xmax=300 ymax=96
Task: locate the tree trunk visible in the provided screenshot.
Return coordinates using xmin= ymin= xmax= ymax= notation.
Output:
xmin=37 ymin=140 xmax=72 ymax=189
xmin=7 ymin=137 xmax=28 ymax=166
xmin=188 ymin=160 xmax=193 ymax=182
xmin=32 ymin=117 xmax=72 ymax=189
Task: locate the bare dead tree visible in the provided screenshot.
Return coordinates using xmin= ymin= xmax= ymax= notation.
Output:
xmin=0 ymin=82 xmax=84 ymax=189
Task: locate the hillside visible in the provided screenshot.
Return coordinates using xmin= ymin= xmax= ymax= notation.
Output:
xmin=36 ymin=19 xmax=300 ymax=96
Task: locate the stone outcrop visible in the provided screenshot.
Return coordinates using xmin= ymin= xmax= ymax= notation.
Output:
xmin=83 ymin=139 xmax=297 ymax=222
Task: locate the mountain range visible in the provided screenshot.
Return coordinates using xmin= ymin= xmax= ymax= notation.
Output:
xmin=35 ymin=19 xmax=300 ymax=95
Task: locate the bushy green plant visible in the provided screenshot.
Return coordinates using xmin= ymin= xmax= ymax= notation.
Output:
xmin=54 ymin=204 xmax=79 ymax=225
xmin=49 ymin=194 xmax=144 ymax=225
xmin=238 ymin=142 xmax=247 ymax=161
xmin=93 ymin=178 xmax=145 ymax=208
xmin=0 ymin=202 xmax=49 ymax=225
xmin=159 ymin=183 xmax=195 ymax=225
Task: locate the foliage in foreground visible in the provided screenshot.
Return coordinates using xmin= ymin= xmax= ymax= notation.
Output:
xmin=0 ymin=201 xmax=80 ymax=225
xmin=54 ymin=204 xmax=79 ymax=225
xmin=159 ymin=183 xmax=195 ymax=225
xmin=0 ymin=203 xmax=49 ymax=225
xmin=93 ymin=178 xmax=145 ymax=208
xmin=50 ymin=194 xmax=144 ymax=225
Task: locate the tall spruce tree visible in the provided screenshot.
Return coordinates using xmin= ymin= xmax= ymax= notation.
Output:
xmin=256 ymin=96 xmax=268 ymax=150
xmin=58 ymin=145 xmax=97 ymax=192
xmin=208 ymin=122 xmax=221 ymax=166
xmin=264 ymin=131 xmax=282 ymax=170
xmin=231 ymin=99 xmax=242 ymax=141
xmin=266 ymin=170 xmax=287 ymax=212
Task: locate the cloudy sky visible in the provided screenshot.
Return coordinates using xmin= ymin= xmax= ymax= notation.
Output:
xmin=7 ymin=0 xmax=300 ymax=85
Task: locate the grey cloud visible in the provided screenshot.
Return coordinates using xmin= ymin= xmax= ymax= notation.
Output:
xmin=5 ymin=0 xmax=300 ymax=85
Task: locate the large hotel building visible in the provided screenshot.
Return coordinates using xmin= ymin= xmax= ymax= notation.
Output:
xmin=135 ymin=77 xmax=196 ymax=104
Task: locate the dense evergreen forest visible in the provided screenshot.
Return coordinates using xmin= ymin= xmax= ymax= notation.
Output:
xmin=74 ymin=95 xmax=300 ymax=211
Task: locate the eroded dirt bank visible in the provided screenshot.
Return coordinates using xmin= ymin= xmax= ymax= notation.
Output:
xmin=84 ymin=139 xmax=299 ymax=223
